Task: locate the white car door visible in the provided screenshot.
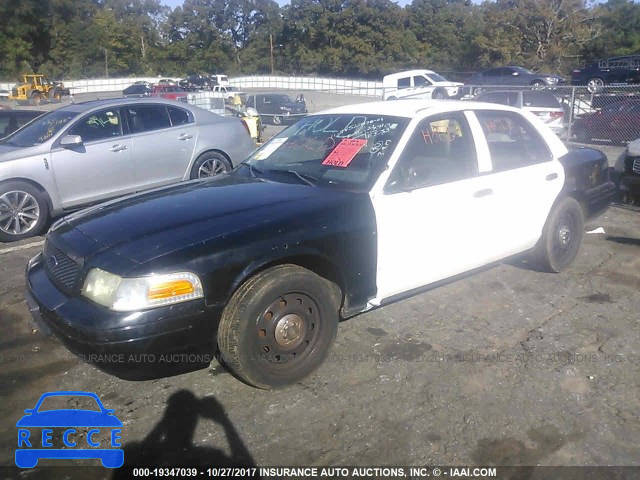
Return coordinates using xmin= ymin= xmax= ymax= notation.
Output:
xmin=371 ymin=112 xmax=497 ymax=301
xmin=471 ymin=109 xmax=565 ymax=256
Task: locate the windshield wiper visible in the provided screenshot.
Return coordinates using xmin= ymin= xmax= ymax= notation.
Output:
xmin=240 ymin=161 xmax=264 ymax=177
xmin=281 ymin=169 xmax=319 ymax=186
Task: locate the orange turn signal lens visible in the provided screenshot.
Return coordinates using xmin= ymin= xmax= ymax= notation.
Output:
xmin=147 ymin=280 xmax=196 ymax=300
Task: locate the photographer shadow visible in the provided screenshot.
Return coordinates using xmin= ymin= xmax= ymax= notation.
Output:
xmin=112 ymin=389 xmax=256 ymax=477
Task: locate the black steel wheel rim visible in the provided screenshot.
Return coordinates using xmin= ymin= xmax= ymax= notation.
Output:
xmin=254 ymin=292 xmax=321 ymax=372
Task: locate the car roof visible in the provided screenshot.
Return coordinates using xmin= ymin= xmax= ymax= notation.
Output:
xmin=318 ymin=99 xmax=524 ymax=118
xmin=55 ymin=97 xmax=195 ymax=114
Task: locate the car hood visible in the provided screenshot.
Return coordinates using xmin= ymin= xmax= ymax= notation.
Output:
xmin=0 ymin=142 xmax=45 ymax=161
xmin=55 ymin=173 xmax=359 ymax=266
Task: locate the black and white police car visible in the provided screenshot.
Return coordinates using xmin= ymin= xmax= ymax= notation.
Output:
xmin=26 ymin=100 xmax=616 ymax=389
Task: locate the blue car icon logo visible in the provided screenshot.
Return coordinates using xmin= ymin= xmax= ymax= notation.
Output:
xmin=16 ymin=391 xmax=124 ymax=468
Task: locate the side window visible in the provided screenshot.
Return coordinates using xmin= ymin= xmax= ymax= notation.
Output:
xmin=69 ymin=108 xmax=122 ymax=142
xmin=168 ymin=106 xmax=192 ymax=126
xmin=386 ymin=113 xmax=478 ymax=191
xmin=475 ymin=110 xmax=552 ymax=171
xmin=413 ymin=76 xmax=431 ymax=87
xmin=397 ymin=77 xmax=411 ymax=89
xmin=125 ymin=105 xmax=171 ymax=134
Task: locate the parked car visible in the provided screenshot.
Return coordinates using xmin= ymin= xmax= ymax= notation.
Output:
xmin=150 ymin=84 xmax=188 ymax=102
xmin=382 ymin=69 xmax=463 ymax=100
xmin=475 ymin=90 xmax=565 ymax=135
xmin=571 ymin=55 xmax=640 ymax=92
xmin=157 ymin=78 xmax=178 ymax=85
xmin=0 ymin=109 xmax=44 ymax=137
xmin=179 ymin=74 xmax=214 ymax=91
xmin=211 ymin=74 xmax=229 ymax=87
xmin=614 ymin=137 xmax=640 ymax=204
xmin=0 ymin=98 xmax=255 ymax=242
xmin=122 ymin=84 xmax=151 ymax=97
xmin=466 ymin=66 xmax=566 ymax=89
xmin=245 ymin=93 xmax=307 ymax=125
xmin=25 ymin=99 xmax=615 ymax=389
xmin=571 ymin=99 xmax=640 ymax=144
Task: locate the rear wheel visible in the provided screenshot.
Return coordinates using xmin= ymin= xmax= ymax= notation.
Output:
xmin=587 ymin=77 xmax=604 ymax=93
xmin=0 ymin=181 xmax=49 ymax=242
xmin=533 ymin=196 xmax=584 ymax=273
xmin=573 ymin=125 xmax=591 ymax=144
xmin=48 ymin=88 xmax=62 ymax=102
xmin=189 ymin=152 xmax=231 ymax=179
xmin=217 ymin=265 xmax=340 ymax=389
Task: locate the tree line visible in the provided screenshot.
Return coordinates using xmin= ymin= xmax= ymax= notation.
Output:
xmin=1 ymin=0 xmax=639 ymax=82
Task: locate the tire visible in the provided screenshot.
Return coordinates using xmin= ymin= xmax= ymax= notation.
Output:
xmin=217 ymin=264 xmax=340 ymax=389
xmin=573 ymin=125 xmax=590 ymax=144
xmin=533 ymin=196 xmax=584 ymax=273
xmin=587 ymin=77 xmax=604 ymax=93
xmin=30 ymin=91 xmax=43 ymax=106
xmin=531 ymin=80 xmax=546 ymax=89
xmin=0 ymin=181 xmax=50 ymax=242
xmin=432 ymin=88 xmax=448 ymax=100
xmin=272 ymin=115 xmax=282 ymax=125
xmin=189 ymin=152 xmax=231 ymax=179
xmin=48 ymin=88 xmax=62 ymax=102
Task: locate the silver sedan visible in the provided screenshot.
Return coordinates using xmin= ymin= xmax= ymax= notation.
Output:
xmin=0 ymin=98 xmax=256 ymax=241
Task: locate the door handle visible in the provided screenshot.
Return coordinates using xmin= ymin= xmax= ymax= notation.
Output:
xmin=546 ymin=173 xmax=558 ymax=181
xmin=473 ymin=188 xmax=493 ymax=198
xmin=110 ymin=144 xmax=127 ymax=152
xmin=178 ymin=133 xmax=193 ymax=140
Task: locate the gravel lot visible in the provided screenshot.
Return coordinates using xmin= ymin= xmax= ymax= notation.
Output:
xmin=0 ymin=91 xmax=638 ymax=479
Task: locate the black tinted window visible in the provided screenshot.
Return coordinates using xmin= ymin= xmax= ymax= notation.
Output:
xmin=69 ymin=108 xmax=122 ymax=142
xmin=522 ymin=91 xmax=561 ymax=108
xmin=168 ymin=106 xmax=192 ymax=126
xmin=476 ymin=110 xmax=552 ymax=171
xmin=397 ymin=77 xmax=411 ymax=88
xmin=126 ymin=105 xmax=171 ymax=133
xmin=478 ymin=92 xmax=518 ymax=106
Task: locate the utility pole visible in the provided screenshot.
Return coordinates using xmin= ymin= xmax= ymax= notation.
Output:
xmin=270 ymin=34 xmax=274 ymax=75
xmin=104 ymin=48 xmax=108 ymax=77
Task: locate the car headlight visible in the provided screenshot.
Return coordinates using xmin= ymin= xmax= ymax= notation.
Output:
xmin=82 ymin=268 xmax=204 ymax=312
xmin=546 ymin=77 xmax=559 ymax=83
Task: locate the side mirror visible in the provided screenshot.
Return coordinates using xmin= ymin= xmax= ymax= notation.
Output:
xmin=60 ymin=135 xmax=83 ymax=148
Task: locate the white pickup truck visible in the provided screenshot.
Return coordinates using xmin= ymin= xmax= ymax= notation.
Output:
xmin=211 ymin=85 xmax=245 ymax=103
xmin=383 ymin=69 xmax=463 ymax=100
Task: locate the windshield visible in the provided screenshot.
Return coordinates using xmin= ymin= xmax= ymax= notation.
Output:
xmin=2 ymin=110 xmax=76 ymax=147
xmin=426 ymin=73 xmax=448 ymax=83
xmin=244 ymin=113 xmax=410 ymax=191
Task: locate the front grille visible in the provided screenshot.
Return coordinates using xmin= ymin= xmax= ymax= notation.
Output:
xmin=44 ymin=241 xmax=80 ymax=293
xmin=633 ymin=158 xmax=640 ymax=175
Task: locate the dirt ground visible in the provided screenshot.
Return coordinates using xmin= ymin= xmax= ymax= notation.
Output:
xmin=0 ymin=92 xmax=638 ymax=479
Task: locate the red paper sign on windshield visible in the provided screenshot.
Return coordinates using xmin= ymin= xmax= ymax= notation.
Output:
xmin=322 ymin=138 xmax=367 ymax=168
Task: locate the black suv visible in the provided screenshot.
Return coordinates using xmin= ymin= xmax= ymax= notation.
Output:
xmin=571 ymin=55 xmax=640 ymax=92
xmin=245 ymin=93 xmax=307 ymax=125
xmin=179 ymin=74 xmax=216 ymax=91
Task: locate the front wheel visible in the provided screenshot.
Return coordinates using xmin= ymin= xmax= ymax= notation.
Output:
xmin=189 ymin=152 xmax=231 ymax=179
xmin=272 ymin=115 xmax=282 ymax=125
xmin=533 ymin=196 xmax=584 ymax=273
xmin=0 ymin=181 xmax=50 ymax=242
xmin=531 ymin=80 xmax=546 ymax=89
xmin=432 ymin=88 xmax=448 ymax=99
xmin=217 ymin=265 xmax=340 ymax=389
